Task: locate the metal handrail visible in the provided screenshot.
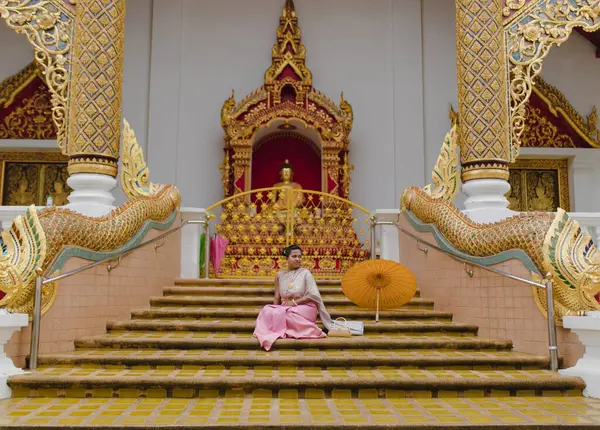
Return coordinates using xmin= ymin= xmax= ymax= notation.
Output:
xmin=29 ymin=218 xmax=209 ymax=371
xmin=373 ymin=220 xmax=559 ymax=372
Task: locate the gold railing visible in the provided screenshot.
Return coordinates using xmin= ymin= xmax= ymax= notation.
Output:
xmin=206 ymin=187 xmax=373 ymax=278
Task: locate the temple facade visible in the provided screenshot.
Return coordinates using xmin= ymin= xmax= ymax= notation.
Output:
xmin=2 ymin=0 xmax=600 ymax=427
xmin=2 ymin=0 xmax=599 ymax=213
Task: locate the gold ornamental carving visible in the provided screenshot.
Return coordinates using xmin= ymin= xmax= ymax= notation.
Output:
xmin=505 ymin=0 xmax=600 ymax=159
xmin=207 ymin=187 xmax=371 ymax=279
xmin=0 ymin=0 xmax=75 ymax=153
xmin=219 ymin=0 xmax=353 ymax=197
xmin=66 ymin=0 xmax=126 ymax=177
xmin=529 ymin=75 xmax=600 ymax=148
xmin=507 ymin=158 xmax=570 ymax=212
xmin=455 ymin=0 xmax=510 ymax=182
xmin=0 ymin=63 xmax=56 ymax=139
xmin=522 ymin=104 xmax=575 ymax=148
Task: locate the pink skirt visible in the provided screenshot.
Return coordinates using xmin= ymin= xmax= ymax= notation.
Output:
xmin=253 ymin=302 xmax=326 ymax=351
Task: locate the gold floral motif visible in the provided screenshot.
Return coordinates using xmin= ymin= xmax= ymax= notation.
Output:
xmin=66 ymin=0 xmax=126 ymax=177
xmin=455 ymin=0 xmax=510 ymax=182
xmin=521 ymin=105 xmax=575 ymax=148
xmin=0 ymin=0 xmax=74 ymax=153
xmin=0 ymin=79 xmax=56 ymax=140
xmin=506 ymin=0 xmax=600 ymax=160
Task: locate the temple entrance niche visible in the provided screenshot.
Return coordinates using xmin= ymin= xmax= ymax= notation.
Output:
xmin=250 ymin=121 xmax=322 ymax=193
xmin=212 ymin=0 xmax=369 ymax=279
xmin=219 ymin=0 xmax=354 ymax=199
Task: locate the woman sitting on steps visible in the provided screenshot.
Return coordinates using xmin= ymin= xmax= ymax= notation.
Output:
xmin=253 ymin=244 xmax=333 ymax=351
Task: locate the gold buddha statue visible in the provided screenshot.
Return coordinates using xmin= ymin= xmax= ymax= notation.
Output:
xmin=272 ymin=160 xmax=304 ymax=210
xmin=50 ymin=181 xmax=69 ymax=206
xmin=9 ymin=178 xmax=35 ymax=206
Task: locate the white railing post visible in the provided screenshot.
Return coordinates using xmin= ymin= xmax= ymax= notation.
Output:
xmin=374 ymin=209 xmax=400 ymax=261
xmin=179 ymin=208 xmax=207 ymax=278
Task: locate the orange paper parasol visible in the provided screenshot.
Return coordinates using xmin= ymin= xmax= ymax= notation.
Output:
xmin=342 ymin=260 xmax=417 ymax=322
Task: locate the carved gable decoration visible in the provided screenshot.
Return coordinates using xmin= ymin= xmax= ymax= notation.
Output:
xmin=522 ymin=76 xmax=600 ymax=149
xmin=219 ymin=0 xmax=354 ymax=197
xmin=0 ymin=62 xmax=56 ymax=140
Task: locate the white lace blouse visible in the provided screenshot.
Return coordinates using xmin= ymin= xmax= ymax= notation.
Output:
xmin=277 ymin=268 xmax=333 ymax=330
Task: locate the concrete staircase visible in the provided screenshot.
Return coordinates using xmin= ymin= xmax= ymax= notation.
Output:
xmin=9 ymin=279 xmax=584 ymax=399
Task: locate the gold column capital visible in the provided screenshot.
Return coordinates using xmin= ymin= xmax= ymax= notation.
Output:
xmin=455 ymin=0 xmax=510 ymax=182
xmin=67 ymin=0 xmax=126 ymax=177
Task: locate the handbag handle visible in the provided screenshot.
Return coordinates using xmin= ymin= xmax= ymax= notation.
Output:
xmin=334 ymin=317 xmax=347 ymax=327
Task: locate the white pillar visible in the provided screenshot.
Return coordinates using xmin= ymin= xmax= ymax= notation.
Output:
xmin=179 ymin=208 xmax=207 ymax=278
xmin=66 ymin=173 xmax=117 ymax=217
xmin=375 ymin=209 xmax=400 ymax=261
xmin=461 ymin=178 xmax=516 ymax=223
xmin=0 ymin=312 xmax=28 ymax=399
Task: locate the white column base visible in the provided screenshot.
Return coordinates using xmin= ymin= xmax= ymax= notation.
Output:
xmin=0 ymin=312 xmax=29 ymax=399
xmin=180 ymin=208 xmax=207 ymax=278
xmin=375 ymin=209 xmax=400 ymax=262
xmin=559 ymin=312 xmax=600 ymax=399
xmin=66 ymin=173 xmax=117 ymax=217
xmin=461 ymin=178 xmax=516 ymax=223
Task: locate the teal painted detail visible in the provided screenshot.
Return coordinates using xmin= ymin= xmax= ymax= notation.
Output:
xmin=45 ymin=210 xmax=178 ymax=275
xmin=403 ymin=210 xmax=540 ymax=275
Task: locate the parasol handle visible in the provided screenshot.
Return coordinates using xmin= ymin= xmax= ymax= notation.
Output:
xmin=375 ymin=289 xmax=380 ymax=323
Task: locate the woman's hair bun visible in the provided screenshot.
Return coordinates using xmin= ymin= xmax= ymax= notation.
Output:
xmin=283 ymin=244 xmax=302 ymax=257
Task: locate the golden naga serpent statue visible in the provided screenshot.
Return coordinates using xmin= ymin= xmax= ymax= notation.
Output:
xmin=401 ymin=124 xmax=600 ymax=325
xmin=0 ymin=119 xmax=181 ymax=315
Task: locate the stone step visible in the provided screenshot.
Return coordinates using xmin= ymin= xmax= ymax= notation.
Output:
xmin=105 ymin=320 xmax=478 ymax=335
xmin=148 ymin=296 xmax=433 ymax=309
xmin=131 ymin=307 xmax=453 ymax=321
xmin=175 ymin=278 xmax=342 ymax=286
xmin=9 ymin=369 xmax=584 ymax=399
xmin=162 ymin=286 xmax=421 ymax=298
xmin=35 ymin=349 xmax=551 ymax=370
xmin=2 ymin=397 xmax=597 ymax=427
xmin=73 ymin=332 xmax=512 ymax=351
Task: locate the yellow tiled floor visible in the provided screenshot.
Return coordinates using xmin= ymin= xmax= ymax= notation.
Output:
xmin=1 ymin=397 xmax=599 ymax=427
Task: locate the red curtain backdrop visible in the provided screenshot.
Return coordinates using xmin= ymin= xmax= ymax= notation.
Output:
xmin=251 ymin=133 xmax=321 ymax=192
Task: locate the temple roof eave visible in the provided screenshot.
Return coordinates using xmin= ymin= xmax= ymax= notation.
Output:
xmin=533 ymin=75 xmax=600 ymax=148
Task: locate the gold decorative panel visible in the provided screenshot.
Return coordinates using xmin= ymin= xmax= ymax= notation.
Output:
xmin=507 ymin=158 xmax=569 ymax=212
xmin=0 ymin=152 xmax=70 ymax=206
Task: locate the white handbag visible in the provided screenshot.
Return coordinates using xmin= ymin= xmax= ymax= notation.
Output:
xmin=332 ymin=317 xmax=364 ymax=336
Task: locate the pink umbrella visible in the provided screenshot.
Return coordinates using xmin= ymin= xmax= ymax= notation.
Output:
xmin=210 ymin=234 xmax=229 ymax=274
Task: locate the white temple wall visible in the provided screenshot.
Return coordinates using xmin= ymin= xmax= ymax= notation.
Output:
xmin=0 ymin=24 xmax=32 ymax=81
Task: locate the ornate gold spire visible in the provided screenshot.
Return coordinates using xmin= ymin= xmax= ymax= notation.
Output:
xmin=264 ymin=0 xmax=312 ymax=97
